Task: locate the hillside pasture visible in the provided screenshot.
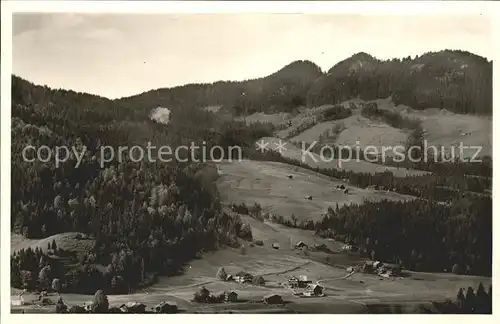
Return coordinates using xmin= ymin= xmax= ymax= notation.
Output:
xmin=372 ymin=98 xmax=492 ymax=158
xmin=216 ymin=159 xmax=415 ymax=222
xmin=289 ymin=100 xmax=408 ymax=155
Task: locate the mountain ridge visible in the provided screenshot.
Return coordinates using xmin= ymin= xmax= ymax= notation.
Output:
xmin=12 ymin=49 xmax=492 ymax=116
xmin=115 ymin=49 xmax=492 ymax=116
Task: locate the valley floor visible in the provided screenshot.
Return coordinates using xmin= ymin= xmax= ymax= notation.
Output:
xmin=11 ymin=213 xmax=491 ymax=314
xmin=10 ymin=158 xmax=491 ymax=314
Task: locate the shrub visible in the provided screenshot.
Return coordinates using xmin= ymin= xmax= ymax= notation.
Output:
xmin=193 ymin=286 xmax=211 ymax=303
xmin=320 ymin=105 xmax=352 ymax=121
xmin=68 ymin=305 xmax=86 ymax=313
xmin=41 ymin=298 xmax=54 ymax=305
xmin=451 ymin=263 xmax=462 ymax=275
xmin=92 ymin=290 xmax=109 ymax=313
xmin=51 ymin=278 xmax=61 ymax=293
xmin=238 ymin=224 xmax=253 ymax=241
xmin=216 ymin=267 xmax=227 ymax=281
xmin=55 ymin=297 xmax=67 ymax=313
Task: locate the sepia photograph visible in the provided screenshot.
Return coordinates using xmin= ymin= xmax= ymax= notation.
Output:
xmin=1 ymin=0 xmax=496 ymax=318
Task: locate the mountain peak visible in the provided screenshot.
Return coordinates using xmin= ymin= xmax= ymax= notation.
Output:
xmin=268 ymin=60 xmax=324 ymax=81
xmin=278 ymin=60 xmax=323 ymax=74
xmin=327 ymin=52 xmax=378 ymax=75
xmin=350 ymin=52 xmax=376 ymax=61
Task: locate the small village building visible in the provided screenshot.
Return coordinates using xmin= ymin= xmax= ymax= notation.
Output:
xmin=307 ymin=284 xmax=324 ymax=296
xmin=121 ymin=302 xmax=146 ymax=313
xmin=295 ymin=241 xmax=307 ymax=249
xmin=361 ymin=261 xmax=376 ymax=273
xmin=234 ymin=272 xmax=252 ymax=283
xmin=12 ymin=291 xmax=25 ymax=306
xmin=288 ymin=276 xmax=299 ymax=287
xmin=154 ymin=301 xmax=178 ymax=313
xmin=379 ymin=263 xmax=402 ymax=276
xmin=298 ymin=277 xmax=312 ymax=288
xmin=11 ymin=299 xmax=24 ymax=306
xmin=84 ymin=302 xmax=94 ymax=312
xmin=252 ymin=275 xmax=265 ymax=286
xmin=235 ymin=276 xmax=251 ymax=283
xmin=263 ymin=294 xmax=283 ymax=305
xmin=287 ymin=275 xmax=312 ymax=288
xmin=225 ymin=291 xmax=238 ymax=302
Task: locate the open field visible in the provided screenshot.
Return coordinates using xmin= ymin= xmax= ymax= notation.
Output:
xmin=333 ymin=114 xmax=407 ymax=154
xmin=216 ymin=159 xmax=415 ymax=222
xmin=11 ymin=232 xmax=94 ymax=255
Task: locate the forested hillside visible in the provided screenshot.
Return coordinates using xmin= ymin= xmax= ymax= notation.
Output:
xmin=317 ymin=197 xmax=492 ymax=276
xmin=307 ymin=50 xmax=492 ymax=115
xmin=10 ymin=76 xmax=274 ymax=293
xmin=117 ymin=60 xmax=323 ymax=115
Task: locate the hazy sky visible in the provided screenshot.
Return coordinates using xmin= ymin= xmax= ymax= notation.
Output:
xmin=13 ymin=13 xmax=492 ymax=99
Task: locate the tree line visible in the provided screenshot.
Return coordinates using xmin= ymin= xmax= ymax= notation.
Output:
xmin=361 ymin=102 xmax=420 ymax=130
